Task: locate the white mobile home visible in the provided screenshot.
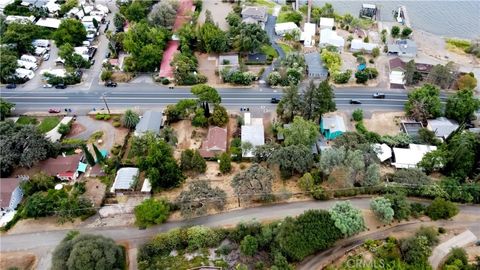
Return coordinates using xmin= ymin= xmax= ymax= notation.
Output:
xmin=275 ymin=22 xmax=300 ymax=36
xmin=20 ymin=54 xmax=37 ymax=63
xmin=16 ymin=68 xmax=35 ymax=80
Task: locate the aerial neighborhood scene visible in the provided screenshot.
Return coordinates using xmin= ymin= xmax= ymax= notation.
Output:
xmin=1 ymin=0 xmax=480 ymax=269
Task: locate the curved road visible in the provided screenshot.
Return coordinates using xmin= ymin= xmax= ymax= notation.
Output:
xmin=1 ymin=198 xmax=479 ymax=269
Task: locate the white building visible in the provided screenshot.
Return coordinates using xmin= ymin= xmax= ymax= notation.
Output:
xmin=20 ymin=54 xmax=37 ymax=63
xmin=319 ymin=17 xmax=334 ymax=30
xmin=95 ymin=4 xmax=110 ymax=13
xmin=35 ymin=18 xmax=61 ymax=29
xmin=32 ymin=39 xmax=50 ymax=48
xmin=110 ymin=167 xmax=139 ymax=193
xmin=275 ymin=22 xmax=300 ymax=36
xmin=392 ymin=144 xmax=437 ymax=169
xmin=350 ymin=39 xmax=378 ymax=53
xmin=301 ymin=23 xmax=316 ymax=47
xmin=241 ymin=113 xmax=265 ymax=158
xmin=5 ymin=15 xmax=35 ymax=24
xmin=0 ymin=178 xmax=24 ymax=211
xmin=373 ymin=143 xmax=392 ymax=162
xmin=42 ymin=68 xmax=67 ymax=78
xmin=17 ymin=60 xmax=38 ymax=71
xmin=319 ymin=28 xmax=345 ymax=51
xmin=15 ymin=68 xmax=35 ymax=80
xmin=0 ymin=0 xmax=15 ymax=13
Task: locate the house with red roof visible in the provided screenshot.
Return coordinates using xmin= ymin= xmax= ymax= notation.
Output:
xmin=199 ymin=126 xmax=228 ymax=158
xmin=38 ymin=154 xmax=83 ymax=181
xmin=0 ymin=178 xmax=24 ymax=210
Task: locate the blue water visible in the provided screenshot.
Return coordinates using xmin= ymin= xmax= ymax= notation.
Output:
xmin=305 ymin=0 xmax=480 ymax=39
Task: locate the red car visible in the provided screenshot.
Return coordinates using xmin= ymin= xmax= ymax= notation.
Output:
xmin=48 ymin=109 xmax=60 ymax=113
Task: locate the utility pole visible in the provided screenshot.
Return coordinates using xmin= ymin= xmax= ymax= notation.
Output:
xmin=102 ymin=94 xmax=111 ymax=114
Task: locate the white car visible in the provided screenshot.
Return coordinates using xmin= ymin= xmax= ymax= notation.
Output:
xmin=43 ymin=53 xmax=50 ymax=61
xmin=43 ymin=83 xmax=53 ymax=88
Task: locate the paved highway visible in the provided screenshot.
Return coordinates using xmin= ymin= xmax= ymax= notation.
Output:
xmin=0 ymin=85 xmax=448 ymax=114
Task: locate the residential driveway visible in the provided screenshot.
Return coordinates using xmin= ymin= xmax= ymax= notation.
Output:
xmin=428 ymin=230 xmax=478 ymax=270
xmin=71 ymin=116 xmax=116 ymax=151
xmin=261 ymin=15 xmax=285 ymax=81
xmin=21 ymin=43 xmax=59 ymax=91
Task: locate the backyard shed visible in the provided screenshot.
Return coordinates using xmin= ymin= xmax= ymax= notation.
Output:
xmin=320 ymin=115 xmax=346 ymax=140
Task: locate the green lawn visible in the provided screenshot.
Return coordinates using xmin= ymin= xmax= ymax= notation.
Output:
xmin=278 ymin=43 xmax=293 ymax=54
xmin=446 ymin=38 xmax=471 ymax=51
xmin=16 ymin=116 xmax=38 ymax=125
xmin=37 ymin=117 xmax=60 ymax=133
xmin=253 ymin=0 xmax=275 ymax=8
xmin=261 ymin=44 xmax=278 ymax=58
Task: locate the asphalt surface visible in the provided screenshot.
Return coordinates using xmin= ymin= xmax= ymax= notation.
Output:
xmin=0 ymin=86 xmax=448 ymax=115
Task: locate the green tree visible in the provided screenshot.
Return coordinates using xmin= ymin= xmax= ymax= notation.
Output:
xmin=58 ymin=123 xmax=71 ymax=135
xmin=298 ymin=172 xmax=315 ymax=191
xmin=456 ymin=74 xmax=477 ymax=90
xmin=197 ymin=18 xmax=228 ymax=53
xmin=209 ymin=105 xmax=229 ymax=127
xmin=427 ymin=62 xmax=457 ymax=89
xmin=329 ymin=201 xmax=365 ymax=237
xmin=53 ymin=19 xmax=87 ymax=46
xmin=352 ymin=108 xmax=363 ymax=121
xmin=277 ymin=84 xmax=302 ymax=122
xmin=391 ymin=26 xmax=400 ymax=38
xmin=372 ymin=47 xmax=380 ymax=58
xmin=275 ymin=209 xmax=342 ymax=261
xmin=59 ymin=0 xmax=77 ymax=15
xmin=364 ymin=163 xmax=381 ymax=186
xmin=418 ymin=127 xmax=441 ymax=145
xmin=192 ymin=108 xmax=208 ymax=127
xmin=355 ymin=70 xmax=369 ymax=83
xmin=321 ymin=49 xmax=342 ymax=74
xmin=81 ymin=144 xmax=95 ymax=166
xmin=137 ymin=139 xmax=185 ymax=189
xmin=443 ymin=247 xmax=469 ymax=269
xmin=419 ymin=146 xmax=449 ymax=173
xmin=446 ymin=131 xmax=480 ymax=180
xmin=401 ymin=235 xmax=432 ymax=265
xmin=302 ymin=80 xmax=336 ymax=121
xmin=0 ymin=49 xmax=18 ymax=84
xmin=0 ymin=98 xmax=15 ymax=120
xmin=231 ymin=164 xmax=273 ymax=203
xmin=280 ymin=11 xmax=302 ymax=25
xmin=134 ymin=198 xmax=170 ymax=227
xmin=425 ymin=198 xmax=459 ymax=220
xmin=405 ymin=84 xmax=442 ymax=123
xmin=180 ymin=149 xmax=206 ymax=175
xmin=58 ymin=43 xmax=91 ymax=69
xmin=20 ymin=172 xmax=55 ymax=196
xmin=385 ymin=193 xmax=411 ymax=220
xmin=92 ymin=144 xmax=105 ymax=164
xmin=123 ymin=22 xmax=169 ymax=72
xmin=219 ymin=152 xmax=232 ymax=173
xmin=148 ymin=1 xmax=178 ymax=29
xmin=51 ymin=234 xmax=125 ymax=270
xmin=268 ymin=145 xmax=314 ymax=178
xmin=370 ymin=197 xmax=394 ymax=224
xmin=405 ymin=60 xmax=416 ymax=85
xmin=124 ymin=1 xmax=147 ymax=22
xmin=191 ymin=84 xmax=221 ymax=104
xmin=176 ymin=180 xmax=226 ymax=217
xmin=240 ymin=235 xmax=258 ymax=256
xmin=2 ymin=22 xmax=50 ymax=54
xmin=122 ymin=109 xmax=140 ymax=129
xmin=445 ymin=88 xmax=480 ymax=123
xmin=282 ymin=116 xmax=319 ymax=147
xmin=171 ymin=52 xmax=199 ymax=85
xmin=231 ymin=23 xmax=269 ymax=53
xmin=401 ymin=27 xmax=413 ymax=38
xmin=391 ymin=168 xmax=431 ymax=186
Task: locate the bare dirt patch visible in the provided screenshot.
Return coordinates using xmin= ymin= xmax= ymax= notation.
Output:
xmin=7 ymin=216 xmax=81 ymax=235
xmin=363 ymin=112 xmax=405 ymax=136
xmin=197 ymin=0 xmax=232 ymax=30
xmin=68 ymin=122 xmax=86 ymax=137
xmin=196 ymin=53 xmax=220 ymax=85
xmin=171 ymin=120 xmax=207 ymax=159
xmin=0 ymin=252 xmax=36 ymax=270
xmin=83 ymin=177 xmax=106 ymax=207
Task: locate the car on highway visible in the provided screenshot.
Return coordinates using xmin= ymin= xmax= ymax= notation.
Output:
xmin=105 ymin=81 xmax=117 ymax=87
xmin=350 ymin=99 xmax=362 ymax=104
xmin=271 ymin=97 xmax=281 ymax=104
xmin=43 ymin=84 xmax=53 ymax=88
xmin=55 ymin=83 xmax=67 ymax=89
xmin=43 ymin=53 xmax=50 ymax=61
xmin=372 ymin=92 xmax=385 ymax=99
xmin=48 ymin=109 xmax=60 ymax=113
xmin=5 ymin=83 xmax=16 ymax=89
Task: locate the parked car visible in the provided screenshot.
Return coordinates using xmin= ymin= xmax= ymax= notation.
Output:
xmin=43 ymin=53 xmax=50 ymax=61
xmin=350 ymin=99 xmax=362 ymax=104
xmin=43 ymin=84 xmax=53 ymax=88
xmin=55 ymin=83 xmax=67 ymax=89
xmin=271 ymin=97 xmax=281 ymax=104
xmin=105 ymin=81 xmax=117 ymax=87
xmin=5 ymin=83 xmax=16 ymax=89
xmin=372 ymin=92 xmax=385 ymax=99
xmin=168 ymin=86 xmax=174 ymax=89
xmin=48 ymin=109 xmax=60 ymax=113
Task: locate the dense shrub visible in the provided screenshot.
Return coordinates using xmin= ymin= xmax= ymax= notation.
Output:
xmin=425 ymin=198 xmax=459 ymax=220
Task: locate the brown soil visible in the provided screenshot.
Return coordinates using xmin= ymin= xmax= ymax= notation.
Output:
xmin=0 ymin=252 xmax=36 ymax=270
xmin=83 ymin=177 xmax=107 ymax=207
xmin=363 ymin=112 xmax=405 ymax=136
xmin=196 ymin=53 xmax=220 ymax=85
xmin=6 ymin=216 xmax=81 ymax=235
xmin=67 ymin=122 xmax=86 ymax=137
xmin=111 ymin=72 xmax=134 ymax=82
xmin=171 ymin=120 xmax=207 ymax=158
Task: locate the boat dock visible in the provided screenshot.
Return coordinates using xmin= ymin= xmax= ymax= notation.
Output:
xmin=396 ymin=6 xmax=412 ymax=28
xmin=359 ymin=3 xmax=379 ymax=20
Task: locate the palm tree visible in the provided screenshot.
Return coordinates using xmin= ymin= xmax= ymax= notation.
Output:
xmin=122 ymin=109 xmax=140 ymax=129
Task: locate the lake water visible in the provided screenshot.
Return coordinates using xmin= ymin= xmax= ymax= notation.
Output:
xmin=304 ymin=0 xmax=480 ymax=39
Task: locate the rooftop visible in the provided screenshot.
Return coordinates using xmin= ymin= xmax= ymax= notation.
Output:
xmin=319 ymin=17 xmax=334 ymax=27
xmin=110 ymin=167 xmax=139 ymax=192
xmin=373 ymin=143 xmax=392 ymax=162
xmin=38 ymin=154 xmax=82 ymax=177
xmin=322 ymin=115 xmax=346 ymax=133
xmin=319 ymin=28 xmax=345 ymax=48
xmin=199 ymin=126 xmax=228 ymax=158
xmin=241 ymin=6 xmax=267 ymax=19
xmin=135 ymin=110 xmax=163 ymax=136
xmin=388 ymin=39 xmax=417 ymax=56
xmin=304 ymin=52 xmax=328 ymax=78
xmin=427 ymin=117 xmax=459 ymax=139
xmin=392 ymin=144 xmax=437 ymax=169
xmin=350 ymin=39 xmax=378 ymax=51
xmin=0 ymin=178 xmax=23 ymax=208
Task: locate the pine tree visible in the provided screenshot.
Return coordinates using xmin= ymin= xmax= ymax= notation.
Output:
xmin=92 ymin=144 xmax=105 ymax=164
xmin=82 ymin=144 xmax=96 ymax=166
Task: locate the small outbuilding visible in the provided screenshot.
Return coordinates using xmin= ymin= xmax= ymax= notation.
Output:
xmin=0 ymin=177 xmax=25 ymax=210
xmin=275 ymin=22 xmax=300 ymax=36
xmin=35 ymin=18 xmax=61 ymax=29
xmin=320 ymin=115 xmax=346 ymax=140
xmin=110 ymin=167 xmax=139 ymax=193
xmin=350 ymin=39 xmax=378 ymax=53
xmin=319 ymin=17 xmax=334 ymax=30
xmin=427 ymin=117 xmax=459 ymax=141
xmin=319 ymin=28 xmax=345 ymax=51
xmin=134 ymin=111 xmax=163 ymax=137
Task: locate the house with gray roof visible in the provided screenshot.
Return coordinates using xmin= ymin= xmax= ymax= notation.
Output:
xmin=427 ymin=117 xmax=459 ymax=141
xmin=305 ymin=52 xmax=328 ymax=78
xmin=241 ymin=6 xmax=267 ymax=29
xmin=387 ymin=39 xmax=417 ymax=58
xmin=134 ymin=111 xmax=163 ymax=137
xmin=110 ymin=167 xmax=139 ymax=193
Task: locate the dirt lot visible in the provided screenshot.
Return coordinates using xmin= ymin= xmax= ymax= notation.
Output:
xmin=197 ymin=0 xmax=232 ymax=30
xmin=0 ymin=252 xmax=36 ymax=270
xmin=83 ymin=177 xmax=106 ymax=207
xmin=171 ymin=120 xmax=208 ymax=159
xmin=6 ymin=216 xmax=82 ymax=235
xmin=196 ymin=53 xmax=221 ymax=85
xmin=363 ymin=112 xmax=405 ymax=136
